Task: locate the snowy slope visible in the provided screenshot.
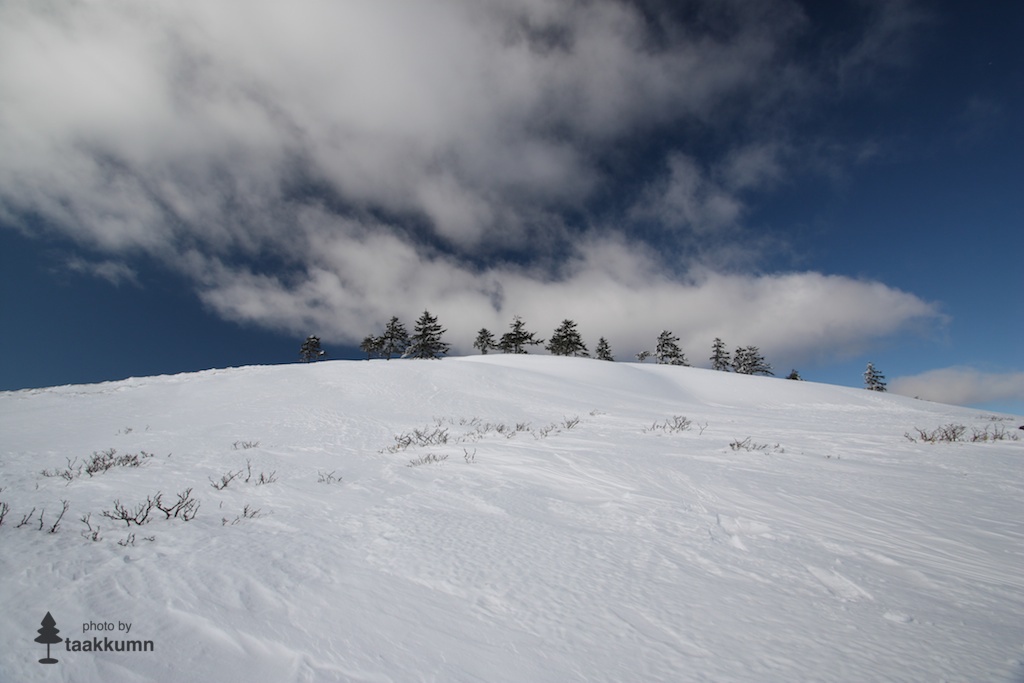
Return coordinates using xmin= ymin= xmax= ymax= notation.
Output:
xmin=1 ymin=355 xmax=1022 ymax=682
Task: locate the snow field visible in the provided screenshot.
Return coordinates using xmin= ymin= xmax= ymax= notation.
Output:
xmin=1 ymin=355 xmax=1022 ymax=682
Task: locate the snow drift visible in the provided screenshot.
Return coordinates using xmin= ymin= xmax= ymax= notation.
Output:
xmin=1 ymin=355 xmax=1021 ymax=682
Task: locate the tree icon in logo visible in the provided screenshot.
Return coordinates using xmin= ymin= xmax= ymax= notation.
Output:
xmin=35 ymin=612 xmax=61 ymax=664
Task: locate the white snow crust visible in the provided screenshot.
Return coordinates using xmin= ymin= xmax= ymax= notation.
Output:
xmin=1 ymin=355 xmax=1022 ymax=682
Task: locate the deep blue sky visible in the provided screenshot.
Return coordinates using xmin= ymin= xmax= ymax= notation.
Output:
xmin=1 ymin=0 xmax=1021 ymax=414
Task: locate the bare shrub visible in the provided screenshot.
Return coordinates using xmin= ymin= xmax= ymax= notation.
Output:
xmin=80 ymin=513 xmax=101 ymax=541
xmin=101 ymin=496 xmax=156 ymax=526
xmin=317 ymin=470 xmax=341 ymax=484
xmin=154 ymin=488 xmax=200 ymax=520
xmin=15 ymin=507 xmax=37 ymax=528
xmin=41 ymin=456 xmax=83 ymax=482
xmin=381 ymin=427 xmax=450 ymax=453
xmin=407 ymin=453 xmax=449 ymax=467
xmin=644 ymin=415 xmax=693 ymax=433
xmin=48 ymin=500 xmax=70 ymax=533
xmin=729 ymin=437 xmax=783 ymax=453
xmin=233 ymin=440 xmax=260 ymax=450
xmin=0 ymin=500 xmax=9 ymax=527
xmin=85 ymin=448 xmax=153 ymax=476
xmin=210 ymin=469 xmax=243 ymax=490
xmin=222 ymin=503 xmax=261 ymax=526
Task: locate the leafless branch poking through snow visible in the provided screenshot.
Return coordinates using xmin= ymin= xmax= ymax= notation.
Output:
xmin=906 ymin=423 xmax=1019 ymax=444
xmin=233 ymin=440 xmax=260 ymax=450
xmin=101 ymin=496 xmax=156 ymax=526
xmin=85 ymin=448 xmax=154 ymax=476
xmin=222 ymin=504 xmax=262 ymax=526
xmin=407 ymin=453 xmax=449 ymax=467
xmin=15 ymin=507 xmax=36 ymax=528
xmin=317 ymin=470 xmax=341 ymax=484
xmin=80 ymin=513 xmax=101 ymax=541
xmin=155 ymin=489 xmax=200 ymax=520
xmin=729 ymin=437 xmax=784 ymax=453
xmin=41 ymin=456 xmax=83 ymax=482
xmin=381 ymin=427 xmax=450 ymax=453
xmin=0 ymin=501 xmax=9 ymax=527
xmin=210 ymin=469 xmax=243 ymax=490
xmin=644 ymin=416 xmax=693 ymax=433
xmin=49 ymin=500 xmax=70 ymax=533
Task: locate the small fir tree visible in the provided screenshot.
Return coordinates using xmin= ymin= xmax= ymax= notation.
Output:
xmin=655 ymin=330 xmax=689 ymax=366
xmin=636 ymin=350 xmax=652 ymax=363
xmin=498 ymin=315 xmax=544 ymax=354
xmin=546 ymin=319 xmax=589 ymax=357
xmin=473 ymin=328 xmax=497 ymax=354
xmin=595 ymin=337 xmax=614 ymax=361
xmin=710 ymin=337 xmax=731 ymax=371
xmin=299 ymin=335 xmax=326 ymax=362
xmin=864 ymin=362 xmax=887 ymax=391
xmin=406 ymin=310 xmax=450 ymax=359
xmin=786 ymin=369 xmax=803 ymax=381
xmin=360 ymin=335 xmax=384 ymax=360
xmin=733 ymin=346 xmax=773 ymax=375
xmin=380 ymin=316 xmax=409 ymax=360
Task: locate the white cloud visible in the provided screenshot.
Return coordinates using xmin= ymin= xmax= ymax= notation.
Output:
xmin=188 ymin=221 xmax=940 ymax=363
xmin=64 ymin=257 xmax=140 ymax=287
xmin=0 ymin=0 xmax=939 ymax=362
xmin=890 ymin=368 xmax=1024 ymax=408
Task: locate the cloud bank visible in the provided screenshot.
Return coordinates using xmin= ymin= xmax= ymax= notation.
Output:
xmin=0 ymin=0 xmax=939 ymax=359
xmin=891 ymin=368 xmax=1024 ymax=409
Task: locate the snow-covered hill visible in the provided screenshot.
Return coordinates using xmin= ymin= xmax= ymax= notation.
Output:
xmin=1 ymin=356 xmax=1021 ymax=682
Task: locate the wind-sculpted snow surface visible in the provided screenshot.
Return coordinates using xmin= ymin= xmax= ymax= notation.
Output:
xmin=0 ymin=356 xmax=1021 ymax=682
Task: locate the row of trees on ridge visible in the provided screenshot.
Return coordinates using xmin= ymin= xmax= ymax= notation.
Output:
xmin=299 ymin=312 xmax=888 ymax=390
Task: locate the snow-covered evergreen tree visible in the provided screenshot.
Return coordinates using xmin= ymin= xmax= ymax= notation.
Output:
xmin=473 ymin=328 xmax=497 ymax=354
xmin=498 ymin=316 xmax=543 ymax=354
xmin=406 ymin=310 xmax=450 ymax=359
xmin=864 ymin=362 xmax=887 ymax=392
xmin=546 ymin=319 xmax=589 ymax=357
xmin=595 ymin=337 xmax=614 ymax=361
xmin=710 ymin=337 xmax=731 ymax=371
xmin=359 ymin=335 xmax=383 ymax=360
xmin=733 ymin=346 xmax=773 ymax=375
xmin=655 ymin=330 xmax=689 ymax=365
xmin=380 ymin=316 xmax=409 ymax=360
xmin=786 ymin=369 xmax=803 ymax=381
xmin=635 ymin=350 xmax=651 ymax=363
xmin=299 ymin=335 xmax=326 ymax=362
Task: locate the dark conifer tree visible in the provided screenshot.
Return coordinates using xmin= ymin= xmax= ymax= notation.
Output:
xmin=710 ymin=337 xmax=731 ymax=371
xmin=786 ymin=369 xmax=803 ymax=380
xmin=299 ymin=335 xmax=326 ymax=362
xmin=498 ymin=316 xmax=544 ymax=354
xmin=473 ymin=328 xmax=497 ymax=354
xmin=546 ymin=319 xmax=589 ymax=357
xmin=733 ymin=346 xmax=773 ymax=375
xmin=380 ymin=316 xmax=409 ymax=360
xmin=595 ymin=337 xmax=614 ymax=361
xmin=406 ymin=310 xmax=450 ymax=359
xmin=655 ymin=330 xmax=689 ymax=366
xmin=360 ymin=335 xmax=384 ymax=359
